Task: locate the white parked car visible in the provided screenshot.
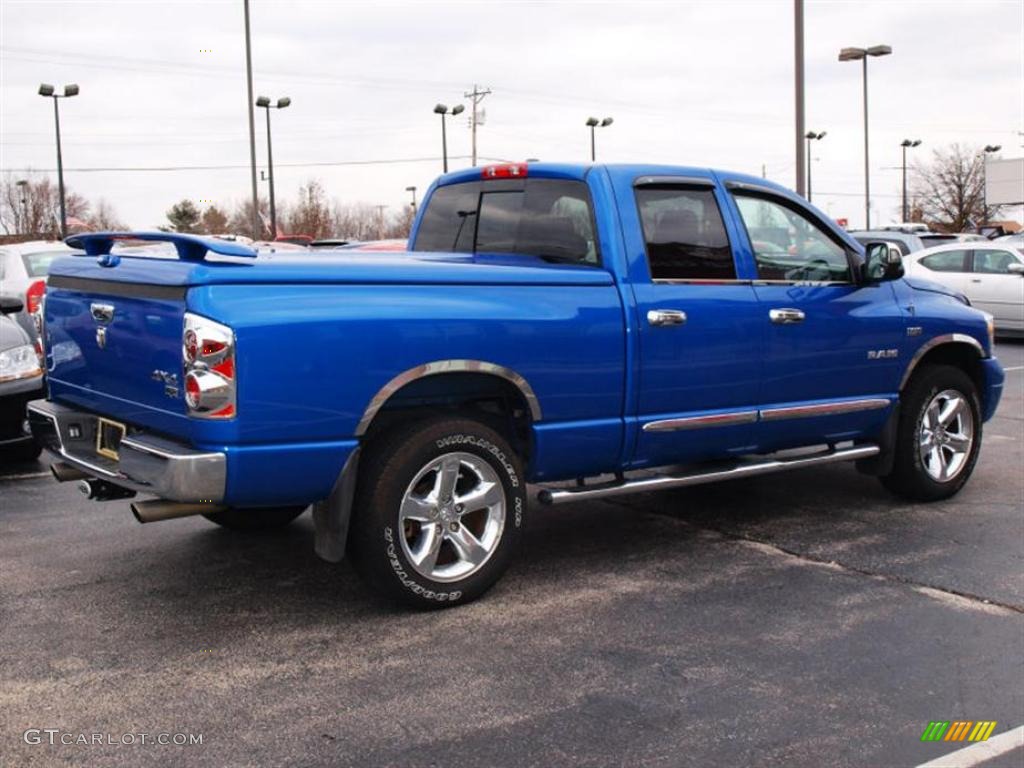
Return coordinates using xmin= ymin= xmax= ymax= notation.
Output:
xmin=903 ymin=242 xmax=1024 ymax=335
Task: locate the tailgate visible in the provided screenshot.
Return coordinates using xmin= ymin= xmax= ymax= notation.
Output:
xmin=42 ymin=232 xmax=256 ymax=439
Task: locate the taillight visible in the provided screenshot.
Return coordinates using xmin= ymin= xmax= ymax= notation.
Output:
xmin=26 ymin=280 xmax=45 ymax=314
xmin=481 ymin=163 xmax=528 ymax=179
xmin=182 ymin=312 xmax=236 ymax=419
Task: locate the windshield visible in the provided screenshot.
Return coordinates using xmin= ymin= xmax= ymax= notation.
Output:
xmin=21 ymin=250 xmax=70 ymax=277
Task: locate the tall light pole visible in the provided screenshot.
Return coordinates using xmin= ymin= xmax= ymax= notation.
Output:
xmin=980 ymin=144 xmax=1001 ymax=225
xmin=804 ymin=131 xmax=826 ymax=203
xmin=586 ymin=116 xmax=613 ymax=162
xmin=434 ymin=104 xmax=464 ymax=173
xmin=406 ymin=186 xmax=417 ymax=212
xmin=243 ymin=0 xmax=260 ymax=241
xmin=15 ymin=179 xmax=29 ymax=234
xmin=900 ymin=139 xmax=922 ymax=222
xmin=256 ymin=96 xmax=290 ymax=239
xmin=839 ymin=44 xmax=892 ymax=229
xmin=37 ymin=83 xmax=78 ymax=239
xmin=794 ymin=0 xmax=806 ymax=197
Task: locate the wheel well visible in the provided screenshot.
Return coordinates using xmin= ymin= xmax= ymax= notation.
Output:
xmin=905 ymin=343 xmax=985 ymax=396
xmin=362 ymin=372 xmax=534 ymax=462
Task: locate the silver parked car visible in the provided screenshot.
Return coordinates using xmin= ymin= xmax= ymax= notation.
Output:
xmin=0 ymin=241 xmax=76 ymax=343
xmin=903 ymin=242 xmax=1024 ymax=335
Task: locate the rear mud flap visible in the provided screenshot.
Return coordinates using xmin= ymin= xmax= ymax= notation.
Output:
xmin=313 ymin=447 xmax=361 ymax=563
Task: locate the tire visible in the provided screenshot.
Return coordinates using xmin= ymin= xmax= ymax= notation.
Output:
xmin=203 ymin=506 xmax=307 ymax=530
xmin=348 ymin=415 xmax=527 ymax=609
xmin=880 ymin=364 xmax=982 ymax=501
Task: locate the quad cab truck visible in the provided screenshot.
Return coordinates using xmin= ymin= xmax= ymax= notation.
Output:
xmin=29 ymin=163 xmax=1004 ymax=608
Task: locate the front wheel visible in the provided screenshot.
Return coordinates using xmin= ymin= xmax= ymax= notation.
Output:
xmin=348 ymin=415 xmax=527 ymax=608
xmin=880 ymin=364 xmax=982 ymax=501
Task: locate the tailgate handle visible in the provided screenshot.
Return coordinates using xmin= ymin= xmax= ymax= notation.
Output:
xmin=90 ymin=303 xmax=115 ymax=324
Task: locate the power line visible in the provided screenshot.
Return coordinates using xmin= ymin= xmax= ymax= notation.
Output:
xmin=0 ymin=154 xmax=497 ymax=174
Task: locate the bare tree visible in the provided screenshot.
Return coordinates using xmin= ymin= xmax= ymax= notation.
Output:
xmin=1 ymin=174 xmax=89 ymax=238
xmin=911 ymin=144 xmax=1003 ymax=232
xmin=227 ymin=197 xmax=270 ymax=238
xmin=286 ymin=180 xmax=334 ymax=239
xmin=86 ymin=198 xmax=126 ymax=231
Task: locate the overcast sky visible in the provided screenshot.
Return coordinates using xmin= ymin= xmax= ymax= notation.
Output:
xmin=1 ymin=0 xmax=1021 ymax=231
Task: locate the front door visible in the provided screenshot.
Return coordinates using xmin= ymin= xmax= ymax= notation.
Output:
xmin=725 ymin=188 xmax=906 ymax=451
xmin=627 ymin=179 xmax=764 ymax=468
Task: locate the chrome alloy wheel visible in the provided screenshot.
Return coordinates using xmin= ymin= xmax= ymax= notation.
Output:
xmin=398 ymin=451 xmax=506 ymax=582
xmin=918 ymin=389 xmax=974 ymax=483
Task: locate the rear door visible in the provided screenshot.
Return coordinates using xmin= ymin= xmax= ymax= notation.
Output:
xmin=724 ymin=185 xmax=905 ymax=451
xmin=625 ymin=178 xmax=764 ymax=468
xmin=967 ymin=247 xmax=1024 ymax=330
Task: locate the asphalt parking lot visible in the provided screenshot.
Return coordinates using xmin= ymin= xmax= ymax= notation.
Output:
xmin=1 ymin=342 xmax=1021 ymax=768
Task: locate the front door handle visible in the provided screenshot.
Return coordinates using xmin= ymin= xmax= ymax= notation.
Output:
xmin=647 ymin=309 xmax=687 ymax=327
xmin=769 ymin=308 xmax=805 ymax=324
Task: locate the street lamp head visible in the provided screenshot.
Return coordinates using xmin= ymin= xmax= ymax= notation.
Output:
xmin=984 ymin=144 xmax=1001 ymax=153
xmin=276 ymin=97 xmax=291 ymax=109
xmin=600 ymin=117 xmax=614 ymax=127
xmin=586 ymin=117 xmax=599 ymax=127
xmin=451 ymin=104 xmax=465 ymax=116
xmin=838 ymin=47 xmax=866 ymax=61
xmin=16 ymin=179 xmax=28 ymax=187
xmin=405 ymin=186 xmax=416 ymax=192
xmin=866 ymin=45 xmax=893 ymax=57
xmin=433 ymin=103 xmax=447 ymax=114
xmin=912 ymin=140 xmax=922 ymax=147
xmin=38 ymin=83 xmax=55 ymax=97
xmin=63 ymin=84 xmax=79 ymax=97
xmin=256 ymin=96 xmax=271 ymax=108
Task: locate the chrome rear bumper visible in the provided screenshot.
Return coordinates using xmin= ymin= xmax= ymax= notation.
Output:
xmin=27 ymin=399 xmax=226 ymax=503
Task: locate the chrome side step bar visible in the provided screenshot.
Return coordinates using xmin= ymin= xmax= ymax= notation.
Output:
xmin=537 ymin=443 xmax=880 ymax=505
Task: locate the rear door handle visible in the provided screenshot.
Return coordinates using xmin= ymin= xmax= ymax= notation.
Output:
xmin=970 ymin=278 xmax=982 ymax=283
xmin=647 ymin=309 xmax=687 ymax=327
xmin=769 ymin=308 xmax=805 ymax=324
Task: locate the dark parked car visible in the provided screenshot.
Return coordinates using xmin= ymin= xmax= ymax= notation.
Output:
xmin=0 ymin=295 xmax=44 ymax=462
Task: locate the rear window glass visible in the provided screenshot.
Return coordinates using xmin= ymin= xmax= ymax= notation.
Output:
xmin=920 ymin=250 xmax=968 ymax=272
xmin=635 ymin=187 xmax=734 ymax=280
xmin=414 ymin=179 xmax=599 ymax=265
xmin=21 ymin=251 xmax=68 ymax=277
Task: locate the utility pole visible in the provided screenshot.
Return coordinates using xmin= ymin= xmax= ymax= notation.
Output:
xmin=243 ymin=0 xmax=260 ymax=240
xmin=375 ymin=205 xmax=387 ymax=240
xmin=794 ymin=0 xmax=806 ymax=197
xmin=464 ymin=84 xmax=491 ymax=167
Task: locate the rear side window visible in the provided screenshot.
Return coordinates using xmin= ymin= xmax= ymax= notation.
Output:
xmin=21 ymin=251 xmax=68 ymax=277
xmin=414 ymin=179 xmax=599 ymax=265
xmin=919 ymin=250 xmax=968 ymax=273
xmin=972 ymin=248 xmax=1018 ymax=274
xmin=635 ymin=187 xmax=735 ymax=280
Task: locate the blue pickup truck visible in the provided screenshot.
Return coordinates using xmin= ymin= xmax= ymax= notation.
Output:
xmin=28 ymin=163 xmax=1004 ymax=607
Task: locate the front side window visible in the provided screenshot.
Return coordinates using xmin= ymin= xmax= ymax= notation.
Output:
xmin=973 ymin=248 xmax=1019 ymax=274
xmin=414 ymin=179 xmax=599 ymax=264
xmin=920 ymin=250 xmax=968 ymax=273
xmin=733 ymin=194 xmax=851 ymax=281
xmin=635 ymin=187 xmax=735 ymax=280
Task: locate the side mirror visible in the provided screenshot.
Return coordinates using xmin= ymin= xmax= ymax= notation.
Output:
xmin=863 ymin=241 xmax=904 ymax=282
xmin=1007 ymin=262 xmax=1024 ymax=275
xmin=0 ymin=295 xmax=25 ymax=315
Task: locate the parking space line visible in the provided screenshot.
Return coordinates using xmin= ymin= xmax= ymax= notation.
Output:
xmin=1001 ymin=365 xmax=1023 ymax=372
xmin=0 ymin=471 xmax=50 ymax=482
xmin=915 ymin=724 xmax=1024 ymax=767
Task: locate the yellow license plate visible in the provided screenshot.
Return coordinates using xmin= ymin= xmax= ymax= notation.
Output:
xmin=95 ymin=417 xmax=126 ymax=460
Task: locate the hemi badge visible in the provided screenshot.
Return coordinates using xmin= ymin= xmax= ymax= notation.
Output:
xmin=907 ymin=326 xmax=923 ymax=337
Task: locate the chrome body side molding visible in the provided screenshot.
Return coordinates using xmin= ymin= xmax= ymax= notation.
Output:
xmin=759 ymin=398 xmax=890 ymax=422
xmin=643 ymin=410 xmax=758 ymax=432
xmin=898 ymin=333 xmax=986 ymax=390
xmin=355 ymin=359 xmax=542 ymax=436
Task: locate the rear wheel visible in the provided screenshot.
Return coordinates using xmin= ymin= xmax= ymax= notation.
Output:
xmin=0 ymin=440 xmax=42 ymax=464
xmin=880 ymin=364 xmax=982 ymax=501
xmin=203 ymin=506 xmax=306 ymax=530
xmin=348 ymin=415 xmax=527 ymax=608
